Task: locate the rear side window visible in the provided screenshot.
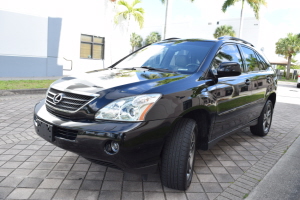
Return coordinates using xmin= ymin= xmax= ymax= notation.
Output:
xmin=240 ymin=46 xmax=260 ymax=72
xmin=211 ymin=44 xmax=244 ymax=75
xmin=256 ymin=53 xmax=271 ymax=70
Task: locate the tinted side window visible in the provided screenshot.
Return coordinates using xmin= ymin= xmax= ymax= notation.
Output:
xmin=211 ymin=45 xmax=243 ymax=75
xmin=240 ymin=46 xmax=260 ymax=72
xmin=255 ymin=53 xmax=267 ymax=70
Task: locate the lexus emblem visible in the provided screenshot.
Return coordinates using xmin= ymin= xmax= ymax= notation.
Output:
xmin=53 ymin=93 xmax=64 ymax=104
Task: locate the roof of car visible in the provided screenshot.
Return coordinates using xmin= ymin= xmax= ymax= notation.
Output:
xmin=160 ymin=36 xmax=254 ymax=47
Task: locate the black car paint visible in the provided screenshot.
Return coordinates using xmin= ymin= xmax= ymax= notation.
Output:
xmin=34 ymin=39 xmax=277 ymax=174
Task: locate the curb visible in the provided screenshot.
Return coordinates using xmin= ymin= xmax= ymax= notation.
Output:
xmin=0 ymin=88 xmax=47 ymax=96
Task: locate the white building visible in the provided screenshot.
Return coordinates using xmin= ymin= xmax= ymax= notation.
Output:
xmin=0 ymin=0 xmax=131 ymax=78
xmin=162 ymin=17 xmax=261 ymax=48
xmin=0 ymin=0 xmax=265 ymax=78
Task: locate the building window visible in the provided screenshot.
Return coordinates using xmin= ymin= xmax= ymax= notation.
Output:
xmin=80 ymin=34 xmax=104 ymax=59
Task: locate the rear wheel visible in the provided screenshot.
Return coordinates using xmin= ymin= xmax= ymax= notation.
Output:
xmin=250 ymin=100 xmax=273 ymax=136
xmin=297 ymin=83 xmax=300 ymax=88
xmin=161 ymin=118 xmax=197 ymax=190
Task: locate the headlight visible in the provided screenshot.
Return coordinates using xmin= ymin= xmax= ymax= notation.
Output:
xmin=95 ymin=94 xmax=162 ymax=121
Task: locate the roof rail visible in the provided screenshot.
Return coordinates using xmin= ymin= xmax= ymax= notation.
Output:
xmin=218 ymin=36 xmax=254 ymax=47
xmin=163 ymin=37 xmax=180 ymax=41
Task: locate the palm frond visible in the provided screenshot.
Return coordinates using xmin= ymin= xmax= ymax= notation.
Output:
xmin=132 ymin=0 xmax=142 ymax=7
xmin=118 ymin=0 xmax=130 ymax=8
xmin=114 ymin=12 xmax=123 ymax=24
xmin=248 ymin=1 xmax=260 ymax=19
xmin=222 ymin=0 xmax=240 ymax=12
xmin=132 ymin=12 xmax=144 ymax=28
xmin=115 ymin=0 xmax=144 ymax=29
xmin=134 ymin=7 xmax=145 ymax=14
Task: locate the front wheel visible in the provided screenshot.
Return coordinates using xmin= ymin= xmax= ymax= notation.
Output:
xmin=250 ymin=100 xmax=273 ymax=136
xmin=161 ymin=118 xmax=197 ymax=190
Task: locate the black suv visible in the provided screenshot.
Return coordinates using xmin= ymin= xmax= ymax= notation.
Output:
xmin=34 ymin=36 xmax=277 ymax=190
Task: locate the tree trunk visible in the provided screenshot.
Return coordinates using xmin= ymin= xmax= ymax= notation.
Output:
xmin=128 ymin=15 xmax=131 ymax=34
xmin=163 ymin=0 xmax=169 ymax=39
xmin=239 ymin=0 xmax=244 ymax=38
xmin=286 ymin=55 xmax=292 ymax=79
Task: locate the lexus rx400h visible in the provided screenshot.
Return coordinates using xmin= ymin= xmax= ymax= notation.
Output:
xmin=34 ymin=36 xmax=277 ymax=190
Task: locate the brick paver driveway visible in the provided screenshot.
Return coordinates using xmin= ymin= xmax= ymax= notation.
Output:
xmin=1 ymin=82 xmax=300 ymax=200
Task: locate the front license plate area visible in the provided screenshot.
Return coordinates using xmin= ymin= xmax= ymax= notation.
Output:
xmin=36 ymin=119 xmax=53 ymax=142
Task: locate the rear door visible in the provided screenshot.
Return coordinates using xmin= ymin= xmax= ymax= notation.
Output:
xmin=254 ymin=51 xmax=276 ymax=117
xmin=239 ymin=46 xmax=271 ymax=119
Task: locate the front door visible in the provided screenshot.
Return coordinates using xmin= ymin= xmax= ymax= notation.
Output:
xmin=208 ymin=44 xmax=255 ymax=140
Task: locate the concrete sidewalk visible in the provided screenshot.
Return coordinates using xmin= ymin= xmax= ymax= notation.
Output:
xmin=247 ymin=123 xmax=300 ymax=200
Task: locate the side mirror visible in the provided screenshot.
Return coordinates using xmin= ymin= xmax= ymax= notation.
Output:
xmin=217 ymin=62 xmax=241 ymax=77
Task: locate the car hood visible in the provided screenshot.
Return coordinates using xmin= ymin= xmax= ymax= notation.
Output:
xmin=51 ymin=68 xmax=190 ymax=95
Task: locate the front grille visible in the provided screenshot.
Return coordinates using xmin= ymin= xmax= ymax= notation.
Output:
xmin=46 ymin=106 xmax=84 ymax=120
xmin=45 ymin=88 xmax=96 ymax=113
xmin=54 ymin=126 xmax=78 ymax=140
xmin=86 ymin=158 xmax=122 ymax=171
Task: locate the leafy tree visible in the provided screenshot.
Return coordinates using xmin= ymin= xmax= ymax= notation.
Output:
xmin=213 ymin=25 xmax=236 ymax=38
xmin=130 ymin=33 xmax=143 ymax=52
xmin=275 ymin=33 xmax=300 ymax=79
xmin=114 ymin=0 xmax=145 ymax=32
xmin=222 ymin=0 xmax=267 ymax=38
xmin=145 ymin=32 xmax=162 ymax=45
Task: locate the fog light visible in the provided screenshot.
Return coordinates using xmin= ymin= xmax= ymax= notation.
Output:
xmin=105 ymin=141 xmax=120 ymax=155
xmin=33 ymin=117 xmax=38 ymax=127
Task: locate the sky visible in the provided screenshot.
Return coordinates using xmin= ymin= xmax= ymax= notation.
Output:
xmin=1 ymin=0 xmax=299 ymax=61
xmin=135 ymin=0 xmax=300 ymax=61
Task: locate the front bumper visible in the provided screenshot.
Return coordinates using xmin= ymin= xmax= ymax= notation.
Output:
xmin=34 ymin=99 xmax=174 ymax=174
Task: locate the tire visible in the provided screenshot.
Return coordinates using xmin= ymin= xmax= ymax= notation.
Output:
xmin=161 ymin=118 xmax=197 ymax=190
xmin=297 ymin=83 xmax=300 ymax=88
xmin=250 ymin=100 xmax=273 ymax=137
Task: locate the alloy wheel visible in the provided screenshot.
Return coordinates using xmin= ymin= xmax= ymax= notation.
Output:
xmin=186 ymin=130 xmax=195 ymax=182
xmin=263 ymin=103 xmax=272 ymax=133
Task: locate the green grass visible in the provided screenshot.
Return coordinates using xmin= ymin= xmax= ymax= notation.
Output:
xmin=243 ymin=194 xmax=249 ymax=199
xmin=0 ymin=80 xmax=55 ymax=90
xmin=278 ymin=77 xmax=298 ymax=83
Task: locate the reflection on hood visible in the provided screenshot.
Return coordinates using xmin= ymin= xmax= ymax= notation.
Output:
xmin=51 ymin=68 xmax=190 ymax=95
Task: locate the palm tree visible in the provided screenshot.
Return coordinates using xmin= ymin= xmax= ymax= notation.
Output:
xmin=114 ymin=0 xmax=145 ymax=32
xmin=276 ymin=33 xmax=300 ymax=79
xmin=130 ymin=33 xmax=143 ymax=52
xmin=222 ymin=0 xmax=267 ymax=38
xmin=213 ymin=25 xmax=236 ymax=38
xmin=145 ymin=32 xmax=162 ymax=45
xmin=161 ymin=0 xmax=195 ymax=39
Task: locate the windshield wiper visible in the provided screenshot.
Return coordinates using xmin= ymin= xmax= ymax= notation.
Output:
xmin=110 ymin=66 xmax=178 ymax=74
xmin=138 ymin=66 xmax=178 ymax=74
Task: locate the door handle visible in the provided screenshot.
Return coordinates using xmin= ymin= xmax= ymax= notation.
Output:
xmin=245 ymin=79 xmax=251 ymax=85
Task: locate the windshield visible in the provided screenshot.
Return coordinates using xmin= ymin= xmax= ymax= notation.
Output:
xmin=113 ymin=40 xmax=216 ymax=74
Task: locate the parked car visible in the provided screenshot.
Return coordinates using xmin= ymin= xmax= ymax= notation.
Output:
xmin=34 ymin=36 xmax=277 ymax=190
xmin=297 ymin=74 xmax=300 ymax=88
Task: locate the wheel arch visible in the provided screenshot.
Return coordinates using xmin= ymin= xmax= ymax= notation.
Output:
xmin=268 ymin=92 xmax=276 ymax=108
